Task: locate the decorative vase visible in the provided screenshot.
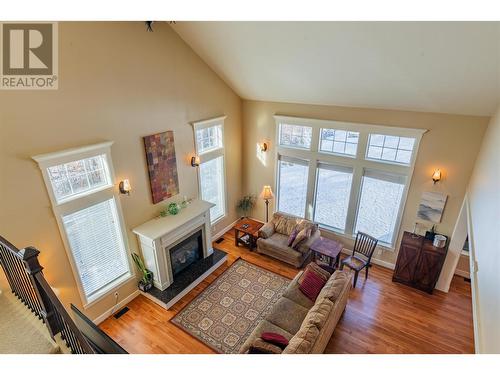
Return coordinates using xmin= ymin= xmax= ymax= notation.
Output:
xmin=167 ymin=202 xmax=180 ymax=215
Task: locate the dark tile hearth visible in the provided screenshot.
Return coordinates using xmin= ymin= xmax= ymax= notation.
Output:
xmin=146 ymin=248 xmax=227 ymax=306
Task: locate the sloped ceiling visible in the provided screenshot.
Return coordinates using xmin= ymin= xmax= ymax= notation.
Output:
xmin=173 ymin=22 xmax=500 ymax=116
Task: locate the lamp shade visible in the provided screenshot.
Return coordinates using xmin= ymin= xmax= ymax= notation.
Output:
xmin=432 ymin=169 xmax=441 ymax=183
xmin=260 ymin=185 xmax=274 ymax=200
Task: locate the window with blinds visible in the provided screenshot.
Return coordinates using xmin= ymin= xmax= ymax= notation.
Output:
xmin=277 ymin=156 xmax=309 ymax=218
xmin=313 ymin=163 xmax=353 ymax=231
xmin=193 ymin=117 xmax=227 ymax=224
xmin=354 ymin=169 xmax=407 ymax=245
xmin=33 ymin=142 xmax=132 ymax=306
xmin=62 ymin=198 xmax=130 ymax=299
xmin=274 ymin=116 xmax=425 ymax=248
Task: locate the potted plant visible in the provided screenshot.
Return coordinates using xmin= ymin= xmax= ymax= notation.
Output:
xmin=131 ymin=253 xmax=153 ymax=292
xmin=236 ymin=195 xmax=256 ymax=218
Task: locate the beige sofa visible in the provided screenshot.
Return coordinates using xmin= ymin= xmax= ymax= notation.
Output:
xmin=257 ymin=212 xmax=320 ymax=268
xmin=240 ymin=269 xmax=352 ymax=354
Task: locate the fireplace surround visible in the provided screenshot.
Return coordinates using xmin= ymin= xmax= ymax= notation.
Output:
xmin=133 ymin=200 xmax=217 ymax=291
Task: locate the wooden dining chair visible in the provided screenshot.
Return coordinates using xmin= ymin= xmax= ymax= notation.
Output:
xmin=340 ymin=232 xmax=378 ymax=288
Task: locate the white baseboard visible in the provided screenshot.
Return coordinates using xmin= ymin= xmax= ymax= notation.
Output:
xmin=454 ymin=269 xmax=471 ymax=279
xmin=213 ymin=218 xmax=240 ymax=240
xmin=341 ymin=248 xmax=396 ymax=270
xmin=93 ymin=289 xmax=140 ymax=325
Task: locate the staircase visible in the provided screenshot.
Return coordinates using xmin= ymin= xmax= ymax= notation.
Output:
xmin=0 ymin=289 xmax=60 ymax=354
xmin=0 ymin=236 xmax=95 ymax=354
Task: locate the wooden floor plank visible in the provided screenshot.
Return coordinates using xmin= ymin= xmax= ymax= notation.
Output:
xmin=99 ymin=230 xmax=474 ymax=354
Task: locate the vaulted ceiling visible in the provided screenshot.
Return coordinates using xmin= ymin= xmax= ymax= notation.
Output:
xmin=173 ymin=22 xmax=500 ymax=116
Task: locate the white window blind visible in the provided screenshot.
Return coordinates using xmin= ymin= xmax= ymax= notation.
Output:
xmin=277 ymin=156 xmax=309 ymax=217
xmin=314 ymin=163 xmax=353 ymax=231
xmin=199 ymin=155 xmax=226 ymax=222
xmin=62 ymin=198 xmax=130 ymax=300
xmin=354 ymin=169 xmax=406 ymax=245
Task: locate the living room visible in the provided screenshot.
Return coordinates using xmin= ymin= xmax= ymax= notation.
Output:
xmin=0 ymin=1 xmax=499 ymax=372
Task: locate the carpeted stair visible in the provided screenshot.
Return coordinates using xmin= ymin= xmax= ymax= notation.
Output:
xmin=0 ymin=290 xmax=61 ymax=354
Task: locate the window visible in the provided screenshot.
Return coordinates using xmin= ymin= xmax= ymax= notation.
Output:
xmin=354 ymin=170 xmax=406 ymax=245
xmin=193 ymin=116 xmax=227 ymax=223
xmin=195 ymin=124 xmax=223 ymax=154
xmin=279 ymin=123 xmax=312 ymax=149
xmin=33 ymin=142 xmax=132 ymax=306
xmin=314 ymin=163 xmax=353 ymax=231
xmin=47 ymin=154 xmax=111 ymax=203
xmin=199 ymin=156 xmax=225 ymax=222
xmin=319 ymin=128 xmax=359 ymax=156
xmin=62 ymin=198 xmax=129 ymax=299
xmin=366 ymin=134 xmax=415 ymax=165
xmin=274 ymin=115 xmax=425 ymax=248
xmin=277 ymin=156 xmax=309 ymax=217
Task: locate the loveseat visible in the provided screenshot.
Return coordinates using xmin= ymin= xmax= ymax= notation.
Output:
xmin=257 ymin=212 xmax=320 ymax=268
xmin=239 ymin=269 xmax=352 ymax=354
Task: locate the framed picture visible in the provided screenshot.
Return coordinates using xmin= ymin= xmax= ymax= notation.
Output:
xmin=417 ymin=191 xmax=447 ymax=223
xmin=143 ymin=130 xmax=179 ymax=204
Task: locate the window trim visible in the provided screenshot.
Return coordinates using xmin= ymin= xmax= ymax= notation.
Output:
xmin=192 ymin=116 xmax=228 ymax=225
xmin=32 ymin=141 xmax=134 ymax=308
xmin=273 ymin=115 xmax=426 ymax=250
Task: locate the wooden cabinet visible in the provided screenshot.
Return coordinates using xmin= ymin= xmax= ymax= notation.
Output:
xmin=393 ymin=231 xmax=447 ymax=293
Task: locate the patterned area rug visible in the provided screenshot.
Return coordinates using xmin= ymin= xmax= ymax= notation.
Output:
xmin=171 ymin=258 xmax=290 ymax=353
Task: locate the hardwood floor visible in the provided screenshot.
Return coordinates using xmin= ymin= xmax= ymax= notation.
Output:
xmin=99 ymin=230 xmax=474 ymax=354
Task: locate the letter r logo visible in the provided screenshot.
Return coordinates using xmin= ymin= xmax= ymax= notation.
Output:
xmin=2 ymin=23 xmax=53 ymax=75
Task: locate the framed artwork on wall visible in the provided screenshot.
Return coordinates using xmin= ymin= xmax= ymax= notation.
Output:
xmin=143 ymin=130 xmax=179 ymax=204
xmin=417 ymin=191 xmax=447 ymax=223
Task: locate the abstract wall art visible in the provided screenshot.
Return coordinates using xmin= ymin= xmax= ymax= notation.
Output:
xmin=143 ymin=130 xmax=179 ymax=204
xmin=417 ymin=191 xmax=447 ymax=223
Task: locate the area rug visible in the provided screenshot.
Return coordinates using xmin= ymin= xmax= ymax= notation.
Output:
xmin=171 ymin=258 xmax=290 ymax=353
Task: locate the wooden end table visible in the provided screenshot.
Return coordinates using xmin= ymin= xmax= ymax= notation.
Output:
xmin=310 ymin=236 xmax=343 ymax=272
xmin=234 ymin=218 xmax=264 ymax=250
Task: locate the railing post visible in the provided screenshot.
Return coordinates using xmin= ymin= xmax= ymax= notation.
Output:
xmin=21 ymin=246 xmax=62 ymax=338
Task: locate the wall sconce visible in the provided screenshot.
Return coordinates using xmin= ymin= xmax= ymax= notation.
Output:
xmin=260 ymin=142 xmax=268 ymax=152
xmin=191 ymin=155 xmax=200 ymax=167
xmin=119 ymin=179 xmax=131 ymax=195
xmin=432 ymin=169 xmax=442 ymax=184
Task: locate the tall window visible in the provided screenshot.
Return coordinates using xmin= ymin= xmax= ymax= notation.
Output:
xmin=33 ymin=142 xmax=132 ymax=306
xmin=193 ymin=116 xmax=227 ymax=223
xmin=314 ymin=163 xmax=353 ymax=231
xmin=275 ymin=116 xmax=425 ymax=248
xmin=354 ymin=170 xmax=406 ymax=245
xmin=277 ymin=156 xmax=309 ymax=217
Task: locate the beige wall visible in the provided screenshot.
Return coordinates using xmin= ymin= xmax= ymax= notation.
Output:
xmin=242 ymin=100 xmax=489 ymax=265
xmin=467 ymin=106 xmax=500 ymax=353
xmin=0 ymin=22 xmax=242 ymax=320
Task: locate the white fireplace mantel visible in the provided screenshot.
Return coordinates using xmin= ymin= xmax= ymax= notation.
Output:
xmin=132 ymin=199 xmax=215 ymax=290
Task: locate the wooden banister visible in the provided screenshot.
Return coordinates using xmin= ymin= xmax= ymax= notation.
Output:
xmin=0 ymin=235 xmax=95 ymax=354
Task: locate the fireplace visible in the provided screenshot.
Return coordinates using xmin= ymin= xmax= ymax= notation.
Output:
xmin=169 ymin=229 xmax=204 ymax=277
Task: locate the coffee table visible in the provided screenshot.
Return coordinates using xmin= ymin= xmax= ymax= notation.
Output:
xmin=234 ymin=218 xmax=264 ymax=250
xmin=310 ymin=236 xmax=343 ymax=272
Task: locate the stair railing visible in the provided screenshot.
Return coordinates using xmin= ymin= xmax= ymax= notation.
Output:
xmin=0 ymin=235 xmax=95 ymax=354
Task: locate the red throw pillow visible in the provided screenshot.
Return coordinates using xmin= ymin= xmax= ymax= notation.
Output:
xmin=261 ymin=332 xmax=289 ymax=349
xmin=299 ymin=270 xmax=327 ymax=301
xmin=287 ymin=228 xmax=299 ymax=247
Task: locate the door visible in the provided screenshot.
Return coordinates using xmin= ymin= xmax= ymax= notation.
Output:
xmin=393 ymin=243 xmax=420 ymax=283
xmin=415 ymin=247 xmax=445 ymax=292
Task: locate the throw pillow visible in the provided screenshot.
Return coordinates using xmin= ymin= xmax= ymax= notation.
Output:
xmin=291 ymin=227 xmax=311 ymax=249
xmin=299 ymin=270 xmax=327 ymax=302
xmin=287 ymin=227 xmax=299 ymax=247
xmin=248 ymin=338 xmax=283 ymax=354
xmin=298 ymin=262 xmax=330 ymax=285
xmin=261 ymin=332 xmax=289 ymax=349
